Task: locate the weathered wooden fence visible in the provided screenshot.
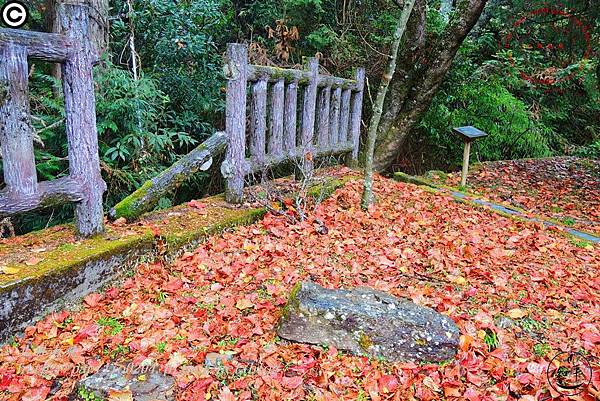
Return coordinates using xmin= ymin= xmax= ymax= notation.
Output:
xmin=0 ymin=3 xmax=105 ymax=237
xmin=222 ymin=43 xmax=365 ymax=203
xmin=1 ymin=28 xmax=364 ymax=230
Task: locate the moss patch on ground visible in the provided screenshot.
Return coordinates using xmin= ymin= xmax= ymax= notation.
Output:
xmin=0 ymin=170 xmax=358 ymax=292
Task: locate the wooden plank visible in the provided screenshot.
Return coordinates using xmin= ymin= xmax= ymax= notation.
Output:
xmin=339 ymin=89 xmax=351 ymax=143
xmin=247 ymin=65 xmax=357 ymax=89
xmin=0 ymin=177 xmax=83 ymax=217
xmin=110 ymin=132 xmax=227 ymax=221
xmin=249 ymin=65 xmax=309 ymax=83
xmin=283 ymin=80 xmax=298 ymax=154
xmin=299 ymin=57 xmax=318 ymax=179
xmin=249 ymin=78 xmax=267 ymax=168
xmin=247 ymin=141 xmax=354 ymax=174
xmin=347 ymin=68 xmax=365 ymax=166
xmin=223 ymin=43 xmax=248 ymax=204
xmin=268 ymin=79 xmax=284 ymax=157
xmin=59 ymin=3 xmax=106 ymax=236
xmin=330 ymin=87 xmax=342 ymax=146
xmin=316 ymin=75 xmax=357 ymax=90
xmin=0 ymin=28 xmax=72 ymax=62
xmin=0 ymin=43 xmax=38 ymax=196
xmin=316 ymin=86 xmax=331 ymax=150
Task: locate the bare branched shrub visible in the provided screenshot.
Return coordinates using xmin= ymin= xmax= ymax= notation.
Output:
xmin=245 ymin=151 xmax=342 ymax=225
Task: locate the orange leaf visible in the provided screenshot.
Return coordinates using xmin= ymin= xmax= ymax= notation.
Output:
xmin=107 ymin=388 xmax=133 ymax=401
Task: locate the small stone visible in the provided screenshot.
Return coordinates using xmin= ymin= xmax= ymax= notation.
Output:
xmin=495 ymin=315 xmax=517 ymax=330
xmin=204 ymin=352 xmax=233 ymax=368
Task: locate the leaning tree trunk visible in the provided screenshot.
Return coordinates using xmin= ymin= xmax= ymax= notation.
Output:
xmin=361 ymin=0 xmax=416 ymax=208
xmin=373 ymin=0 xmax=489 ymax=172
xmin=109 ymin=132 xmax=227 ymax=221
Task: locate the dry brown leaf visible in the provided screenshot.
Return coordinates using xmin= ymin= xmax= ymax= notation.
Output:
xmin=107 ymin=388 xmax=133 ymax=401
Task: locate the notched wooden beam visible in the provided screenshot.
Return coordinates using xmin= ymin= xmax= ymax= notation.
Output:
xmin=248 ymin=65 xmax=358 ymax=90
xmin=0 ymin=177 xmax=84 ymax=217
xmin=0 ymin=28 xmax=72 ymax=62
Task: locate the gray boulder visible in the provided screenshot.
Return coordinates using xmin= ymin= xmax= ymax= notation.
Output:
xmin=277 ymin=281 xmax=460 ymax=363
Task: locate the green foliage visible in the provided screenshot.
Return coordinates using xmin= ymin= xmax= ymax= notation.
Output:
xmin=77 ymin=386 xmax=103 ymax=401
xmin=533 ymin=343 xmax=552 ymax=357
xmin=111 ymin=0 xmax=229 ymax=135
xmin=94 ymin=61 xmax=197 ymax=203
xmin=483 ymin=328 xmax=499 ymax=352
xmin=421 ymin=78 xmax=553 ymax=168
xmin=306 ymin=25 xmax=336 ymax=50
xmin=576 ymin=141 xmax=600 ymax=159
xmin=97 ymin=317 xmax=125 ymax=336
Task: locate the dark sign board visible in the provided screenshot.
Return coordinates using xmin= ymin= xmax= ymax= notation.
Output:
xmin=452 ymin=126 xmax=488 ymax=142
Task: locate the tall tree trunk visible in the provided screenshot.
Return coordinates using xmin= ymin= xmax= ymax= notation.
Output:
xmin=88 ymin=0 xmax=110 ymax=57
xmin=362 ymin=0 xmax=416 ymax=208
xmin=373 ymin=0 xmax=489 ymax=172
xmin=46 ymin=0 xmax=109 ymax=98
xmin=47 ymin=0 xmax=109 ymax=57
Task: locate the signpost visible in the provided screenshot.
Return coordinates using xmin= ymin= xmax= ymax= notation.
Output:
xmin=452 ymin=126 xmax=488 ymax=187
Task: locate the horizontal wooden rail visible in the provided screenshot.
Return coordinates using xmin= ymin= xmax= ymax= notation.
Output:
xmin=0 ymin=29 xmax=72 ymax=62
xmin=246 ymin=141 xmax=355 ymax=174
xmin=0 ymin=177 xmax=84 ymax=217
xmin=247 ymin=65 xmax=358 ymax=90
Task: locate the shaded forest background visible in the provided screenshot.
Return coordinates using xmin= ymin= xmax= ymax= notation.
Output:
xmin=2 ymin=0 xmax=599 ymax=232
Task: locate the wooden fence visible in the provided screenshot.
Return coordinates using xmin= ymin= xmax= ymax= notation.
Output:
xmin=222 ymin=43 xmax=365 ymax=203
xmin=0 ymin=27 xmax=365 ymax=235
xmin=0 ymin=3 xmax=105 ymax=237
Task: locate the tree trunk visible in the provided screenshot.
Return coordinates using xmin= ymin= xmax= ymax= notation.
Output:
xmin=361 ymin=0 xmax=416 ymax=208
xmin=373 ymin=0 xmax=489 ymax=172
xmin=109 ymin=132 xmax=227 ymax=221
xmin=48 ymin=0 xmax=109 ymax=90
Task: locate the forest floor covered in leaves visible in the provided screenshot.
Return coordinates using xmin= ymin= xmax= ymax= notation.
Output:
xmin=429 ymin=157 xmax=600 ymax=236
xmin=1 ymin=171 xmax=599 ymax=401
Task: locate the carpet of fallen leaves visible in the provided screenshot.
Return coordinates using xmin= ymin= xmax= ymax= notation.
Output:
xmin=1 ymin=173 xmax=599 ymax=401
xmin=434 ymin=157 xmax=600 ymax=235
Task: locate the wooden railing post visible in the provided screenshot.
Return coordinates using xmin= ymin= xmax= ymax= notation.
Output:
xmin=269 ymin=79 xmax=284 ymax=157
xmin=250 ymin=78 xmax=267 ymax=170
xmin=339 ymin=89 xmax=352 ymax=143
xmin=298 ymin=57 xmax=318 ymax=179
xmin=347 ymin=68 xmax=365 ymax=167
xmin=0 ymin=43 xmax=38 ymax=196
xmin=223 ymin=43 xmax=248 ymax=203
xmin=283 ymin=80 xmax=298 ymax=155
xmin=59 ymin=3 xmax=106 ymax=236
xmin=330 ymin=87 xmax=342 ymax=146
xmin=317 ymin=86 xmax=331 ymax=150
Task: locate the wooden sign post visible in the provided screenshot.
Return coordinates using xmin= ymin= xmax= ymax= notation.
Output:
xmin=452 ymin=126 xmax=488 ymax=187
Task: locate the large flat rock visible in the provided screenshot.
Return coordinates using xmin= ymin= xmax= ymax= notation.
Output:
xmin=277 ymin=281 xmax=460 ymax=362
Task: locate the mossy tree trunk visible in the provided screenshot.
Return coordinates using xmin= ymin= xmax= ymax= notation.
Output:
xmin=361 ymin=0 xmax=416 ymax=209
xmin=373 ymin=0 xmax=489 ymax=172
xmin=109 ymin=132 xmax=227 ymax=221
